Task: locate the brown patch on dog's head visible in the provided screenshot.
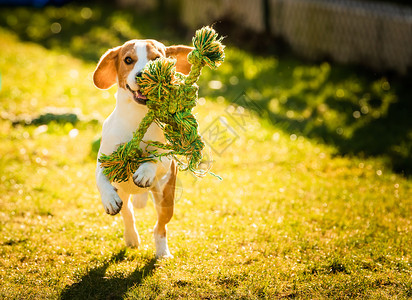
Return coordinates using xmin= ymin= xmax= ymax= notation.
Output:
xmin=147 ymin=41 xmax=193 ymax=75
xmin=146 ymin=40 xmax=166 ymax=61
xmin=93 ymin=41 xmax=194 ymax=90
xmin=116 ymin=41 xmax=138 ymax=89
xmin=166 ymin=45 xmax=194 ymax=75
xmin=93 ymin=41 xmax=138 ymax=90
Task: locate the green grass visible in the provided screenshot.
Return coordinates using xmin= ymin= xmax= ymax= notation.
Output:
xmin=0 ymin=3 xmax=411 ymax=299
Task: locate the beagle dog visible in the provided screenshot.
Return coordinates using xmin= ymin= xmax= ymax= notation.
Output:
xmin=93 ymin=39 xmax=193 ymax=258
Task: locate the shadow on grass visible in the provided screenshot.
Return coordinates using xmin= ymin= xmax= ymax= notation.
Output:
xmin=1 ymin=2 xmax=411 ymax=175
xmin=60 ymin=249 xmax=157 ymax=300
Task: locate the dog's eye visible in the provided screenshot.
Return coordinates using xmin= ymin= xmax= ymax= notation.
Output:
xmin=124 ymin=57 xmax=133 ymax=65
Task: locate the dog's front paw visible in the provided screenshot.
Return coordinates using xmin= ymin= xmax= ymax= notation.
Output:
xmin=101 ymin=188 xmax=123 ymax=215
xmin=133 ymin=163 xmax=157 ymax=188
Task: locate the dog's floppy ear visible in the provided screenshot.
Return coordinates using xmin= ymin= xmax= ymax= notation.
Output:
xmin=165 ymin=45 xmax=194 ymax=75
xmin=93 ymin=46 xmax=121 ymax=89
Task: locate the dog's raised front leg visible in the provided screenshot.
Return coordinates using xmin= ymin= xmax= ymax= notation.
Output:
xmin=96 ymin=161 xmax=123 ymax=215
xmin=133 ymin=156 xmax=171 ymax=188
xmin=133 ymin=162 xmax=157 ymax=188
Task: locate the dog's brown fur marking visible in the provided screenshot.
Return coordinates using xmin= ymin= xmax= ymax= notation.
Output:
xmin=116 ymin=42 xmax=137 ymax=89
xmin=153 ymin=161 xmax=177 ymax=238
xmin=166 ymin=45 xmax=194 ymax=75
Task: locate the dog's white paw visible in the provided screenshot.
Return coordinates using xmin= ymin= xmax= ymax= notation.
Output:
xmin=101 ymin=188 xmax=123 ymax=215
xmin=154 ymin=225 xmax=173 ymax=259
xmin=133 ymin=163 xmax=157 ymax=188
xmin=157 ymin=252 xmax=174 ymax=260
xmin=154 ymin=234 xmax=173 ymax=259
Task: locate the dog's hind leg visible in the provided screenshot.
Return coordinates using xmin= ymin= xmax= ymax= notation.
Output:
xmin=132 ymin=192 xmax=148 ymax=209
xmin=151 ymin=161 xmax=177 ymax=259
xmin=118 ymin=190 xmax=140 ymax=248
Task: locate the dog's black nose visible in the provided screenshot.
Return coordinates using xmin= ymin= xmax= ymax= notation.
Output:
xmin=136 ymin=72 xmax=142 ymax=78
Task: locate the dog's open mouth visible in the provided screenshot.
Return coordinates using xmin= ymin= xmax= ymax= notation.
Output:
xmin=126 ymin=84 xmax=147 ymax=105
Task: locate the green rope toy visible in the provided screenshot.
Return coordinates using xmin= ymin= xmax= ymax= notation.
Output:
xmin=98 ymin=26 xmax=225 ymax=183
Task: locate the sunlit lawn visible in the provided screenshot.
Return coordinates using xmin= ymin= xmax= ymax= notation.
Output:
xmin=0 ymin=3 xmax=411 ymax=299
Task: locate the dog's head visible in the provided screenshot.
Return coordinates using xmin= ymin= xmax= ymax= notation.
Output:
xmin=93 ymin=40 xmax=193 ymax=105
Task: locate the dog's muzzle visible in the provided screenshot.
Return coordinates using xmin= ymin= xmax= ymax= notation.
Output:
xmin=126 ymin=84 xmax=147 ymax=105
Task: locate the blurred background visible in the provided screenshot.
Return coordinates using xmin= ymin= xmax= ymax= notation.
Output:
xmin=1 ymin=0 xmax=411 ymax=175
